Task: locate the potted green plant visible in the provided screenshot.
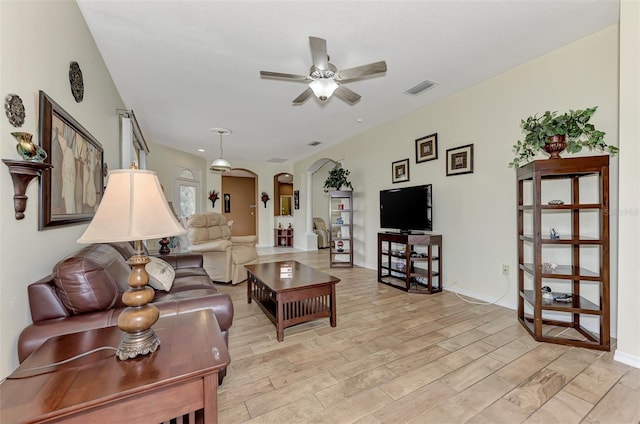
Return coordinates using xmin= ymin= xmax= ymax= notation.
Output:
xmin=323 ymin=164 xmax=353 ymax=192
xmin=509 ymin=106 xmax=618 ymax=168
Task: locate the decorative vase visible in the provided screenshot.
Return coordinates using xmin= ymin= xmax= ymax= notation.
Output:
xmin=543 ymin=135 xmax=567 ymax=159
xmin=12 ymin=132 xmax=47 ymax=162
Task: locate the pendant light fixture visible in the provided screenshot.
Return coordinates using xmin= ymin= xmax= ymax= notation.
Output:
xmin=209 ymin=128 xmax=232 ymax=173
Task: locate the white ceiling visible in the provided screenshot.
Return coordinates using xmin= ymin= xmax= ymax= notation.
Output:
xmin=77 ymin=0 xmax=619 ymax=166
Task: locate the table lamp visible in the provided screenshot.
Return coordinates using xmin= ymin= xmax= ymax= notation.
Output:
xmin=77 ymin=168 xmax=186 ymax=360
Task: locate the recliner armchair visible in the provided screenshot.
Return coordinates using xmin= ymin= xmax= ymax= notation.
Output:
xmin=184 ymin=212 xmax=258 ymax=284
xmin=313 ymin=217 xmax=330 ymax=249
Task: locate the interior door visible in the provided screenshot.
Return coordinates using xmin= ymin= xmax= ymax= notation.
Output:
xmin=221 ymin=175 xmax=257 ymax=236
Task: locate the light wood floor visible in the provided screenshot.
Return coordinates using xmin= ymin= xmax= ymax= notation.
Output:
xmin=215 ymin=250 xmax=640 ymax=424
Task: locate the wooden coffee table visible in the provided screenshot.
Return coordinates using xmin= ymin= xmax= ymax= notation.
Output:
xmin=245 ymin=261 xmax=340 ymax=341
xmin=0 ymin=310 xmax=229 ymax=424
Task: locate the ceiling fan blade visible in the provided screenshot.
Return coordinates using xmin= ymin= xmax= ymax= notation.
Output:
xmin=333 ymin=85 xmax=361 ymax=105
xmin=292 ymin=88 xmax=313 ymax=104
xmin=309 ymin=36 xmax=329 ymax=71
xmin=260 ymin=70 xmax=311 ymax=81
xmin=335 ymin=61 xmax=388 ymax=82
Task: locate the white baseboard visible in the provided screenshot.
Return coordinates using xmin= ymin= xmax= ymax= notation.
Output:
xmin=614 ymin=349 xmax=640 ymax=369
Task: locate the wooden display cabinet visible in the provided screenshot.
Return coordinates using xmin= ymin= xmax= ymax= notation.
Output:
xmin=274 ymin=227 xmax=294 ymax=247
xmin=516 ymin=155 xmax=610 ymax=350
xmin=377 ymin=232 xmax=442 ymax=294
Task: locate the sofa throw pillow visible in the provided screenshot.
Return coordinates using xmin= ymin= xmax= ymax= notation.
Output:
xmin=145 ymin=256 xmax=175 ymax=291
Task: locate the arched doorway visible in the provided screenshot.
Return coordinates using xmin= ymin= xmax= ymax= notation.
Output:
xmin=221 ymin=168 xmax=258 ymax=236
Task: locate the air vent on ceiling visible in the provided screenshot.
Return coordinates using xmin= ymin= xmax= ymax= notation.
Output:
xmin=308 ymin=141 xmax=322 ymax=147
xmin=267 ymin=157 xmax=287 ymax=163
xmin=404 ymin=80 xmax=438 ymax=95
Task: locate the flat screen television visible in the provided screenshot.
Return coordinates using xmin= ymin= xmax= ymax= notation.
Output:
xmin=380 ymin=184 xmax=432 ymax=233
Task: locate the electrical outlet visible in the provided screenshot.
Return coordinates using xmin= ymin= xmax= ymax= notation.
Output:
xmin=502 ymin=265 xmax=509 ymax=275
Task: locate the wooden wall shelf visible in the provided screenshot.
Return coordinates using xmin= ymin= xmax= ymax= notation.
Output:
xmin=3 ymin=159 xmax=52 ymax=220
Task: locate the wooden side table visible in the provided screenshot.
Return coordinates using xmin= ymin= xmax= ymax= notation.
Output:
xmin=0 ymin=310 xmax=230 ymax=423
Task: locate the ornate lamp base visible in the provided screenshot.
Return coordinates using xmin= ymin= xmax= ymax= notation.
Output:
xmin=116 ymin=328 xmax=161 ymax=360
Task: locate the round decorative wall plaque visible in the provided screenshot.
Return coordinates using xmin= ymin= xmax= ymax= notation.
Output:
xmin=69 ymin=61 xmax=84 ymax=102
xmin=5 ymin=93 xmax=25 ymax=127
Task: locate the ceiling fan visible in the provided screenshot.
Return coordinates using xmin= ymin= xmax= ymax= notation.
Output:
xmin=260 ymin=36 xmax=387 ymax=105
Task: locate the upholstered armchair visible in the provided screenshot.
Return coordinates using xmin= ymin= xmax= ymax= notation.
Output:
xmin=184 ymin=212 xmax=258 ymax=284
xmin=313 ymin=217 xmax=330 ymax=249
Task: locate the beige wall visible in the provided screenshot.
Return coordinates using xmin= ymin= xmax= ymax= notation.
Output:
xmin=615 ymin=0 xmax=640 ymax=367
xmin=0 ymin=1 xmax=125 ymax=378
xmin=145 ymin=141 xmax=208 ymax=212
xmin=295 ymin=25 xmax=622 ymax=340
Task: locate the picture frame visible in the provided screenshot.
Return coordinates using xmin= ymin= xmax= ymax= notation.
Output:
xmin=392 ymin=158 xmax=410 ymax=183
xmin=415 ymin=132 xmax=438 ymax=163
xmin=38 ymin=91 xmax=104 ymax=230
xmin=294 ymin=190 xmax=300 ymax=210
xmin=224 ymin=193 xmax=231 ymax=213
xmin=446 ymin=144 xmax=474 ymax=176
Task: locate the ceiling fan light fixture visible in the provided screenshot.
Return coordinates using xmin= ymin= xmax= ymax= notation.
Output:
xmin=309 ymin=79 xmax=339 ymax=101
xmin=209 ymin=127 xmax=232 ymax=173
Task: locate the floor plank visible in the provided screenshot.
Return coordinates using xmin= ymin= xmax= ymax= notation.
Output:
xmin=215 ymin=249 xmax=638 ymax=423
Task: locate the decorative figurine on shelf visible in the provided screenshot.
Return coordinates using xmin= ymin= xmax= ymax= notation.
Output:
xmin=12 ymin=132 xmax=47 ymax=162
xmin=288 ymin=223 xmax=292 ymax=229
xmin=278 ymin=222 xmax=282 ymax=229
xmin=550 ymin=228 xmax=559 ymax=239
xmin=261 ymin=191 xmax=270 ymax=208
xmin=542 ymin=261 xmax=558 ymax=274
xmin=336 ymin=240 xmax=344 ymax=252
xmin=336 ymin=217 xmax=344 ymax=225
xmin=208 ymin=190 xmax=219 ymax=208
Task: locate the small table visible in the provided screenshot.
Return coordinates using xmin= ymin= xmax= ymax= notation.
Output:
xmin=246 ymin=261 xmax=340 ymax=341
xmin=0 ymin=310 xmax=230 ymax=424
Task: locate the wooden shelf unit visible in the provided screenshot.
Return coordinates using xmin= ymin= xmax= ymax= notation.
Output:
xmin=274 ymin=227 xmax=294 ymax=247
xmin=3 ymin=159 xmax=52 ymax=220
xmin=516 ymin=155 xmax=610 ymax=351
xmin=377 ymin=232 xmax=442 ymax=294
xmin=328 ymin=190 xmax=353 ymax=267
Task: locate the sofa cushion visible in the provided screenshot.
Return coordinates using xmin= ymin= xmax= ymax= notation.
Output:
xmin=146 ymin=256 xmax=175 ymax=291
xmin=52 ymin=244 xmax=127 ymax=315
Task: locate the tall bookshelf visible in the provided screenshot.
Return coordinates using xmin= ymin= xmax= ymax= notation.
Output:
xmin=328 ymin=190 xmax=353 ymax=267
xmin=516 ymin=156 xmax=610 ymax=351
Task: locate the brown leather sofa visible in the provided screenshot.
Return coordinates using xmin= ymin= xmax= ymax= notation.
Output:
xmin=17 ymin=242 xmax=234 ymax=380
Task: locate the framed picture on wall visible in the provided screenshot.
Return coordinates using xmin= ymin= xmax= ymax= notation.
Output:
xmin=392 ymin=158 xmax=410 ymax=183
xmin=38 ymin=91 xmax=104 ymax=230
xmin=294 ymin=190 xmax=300 ymax=210
xmin=415 ymin=133 xmax=438 ymax=163
xmin=224 ymin=193 xmax=231 ymax=213
xmin=446 ymin=144 xmax=474 ymax=176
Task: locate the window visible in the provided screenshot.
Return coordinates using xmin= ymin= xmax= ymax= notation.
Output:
xmin=174 ymin=166 xmax=201 ymax=218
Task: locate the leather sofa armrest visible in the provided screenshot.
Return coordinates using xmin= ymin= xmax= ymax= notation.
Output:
xmin=230 ymin=235 xmax=257 ymax=246
xmin=154 ymin=253 xmax=204 ymax=269
xmin=18 ymin=309 xmax=120 ymax=362
xmin=154 ymin=292 xmax=234 ymax=333
xmin=188 ymin=239 xmax=232 ymax=253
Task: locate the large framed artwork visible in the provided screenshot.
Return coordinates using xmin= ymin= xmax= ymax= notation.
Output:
xmin=446 ymin=144 xmax=474 ymax=176
xmin=38 ymin=91 xmax=104 ymax=229
xmin=392 ymin=158 xmax=410 ymax=183
xmin=415 ymin=133 xmax=438 ymax=163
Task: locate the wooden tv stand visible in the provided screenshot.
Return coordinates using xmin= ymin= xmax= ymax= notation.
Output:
xmin=377 ymin=232 xmax=442 ymax=294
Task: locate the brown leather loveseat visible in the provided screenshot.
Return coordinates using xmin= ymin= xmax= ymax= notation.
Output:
xmin=17 ymin=242 xmax=234 ymax=379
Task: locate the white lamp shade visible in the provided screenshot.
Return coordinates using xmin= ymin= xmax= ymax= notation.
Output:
xmin=77 ymin=169 xmax=186 ymax=244
xmin=309 ymin=79 xmax=339 ymax=100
